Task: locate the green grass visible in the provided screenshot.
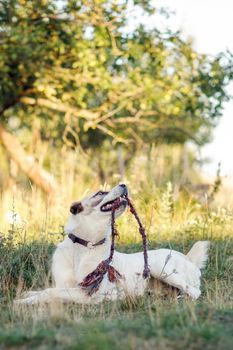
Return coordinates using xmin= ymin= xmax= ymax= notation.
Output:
xmin=0 ymin=238 xmax=232 ymax=350
xmin=0 ymin=180 xmax=233 ymax=349
xmin=1 ymin=305 xmax=232 ymax=350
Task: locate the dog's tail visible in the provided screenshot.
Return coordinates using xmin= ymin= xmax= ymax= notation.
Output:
xmin=186 ymin=241 xmax=210 ymax=269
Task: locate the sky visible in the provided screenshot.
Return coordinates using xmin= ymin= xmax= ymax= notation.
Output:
xmin=150 ymin=0 xmax=233 ymax=177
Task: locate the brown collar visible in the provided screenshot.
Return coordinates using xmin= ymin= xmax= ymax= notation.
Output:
xmin=68 ymin=233 xmax=105 ymax=248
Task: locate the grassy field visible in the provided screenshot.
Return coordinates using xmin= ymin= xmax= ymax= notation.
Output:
xmin=0 ymin=180 xmax=232 ymax=350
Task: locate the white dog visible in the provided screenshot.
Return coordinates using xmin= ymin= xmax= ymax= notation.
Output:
xmin=15 ymin=184 xmax=209 ymax=305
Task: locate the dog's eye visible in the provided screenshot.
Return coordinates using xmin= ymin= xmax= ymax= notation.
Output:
xmin=98 ymin=191 xmax=104 ymax=195
xmin=93 ymin=191 xmax=108 ymax=197
xmin=70 ymin=202 xmax=83 ymax=215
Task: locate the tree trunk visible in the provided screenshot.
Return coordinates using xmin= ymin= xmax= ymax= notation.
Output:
xmin=0 ymin=124 xmax=57 ymax=197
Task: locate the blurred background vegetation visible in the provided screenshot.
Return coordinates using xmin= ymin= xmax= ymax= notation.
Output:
xmin=0 ymin=0 xmax=233 ymax=220
xmin=0 ymin=4 xmax=233 ymax=347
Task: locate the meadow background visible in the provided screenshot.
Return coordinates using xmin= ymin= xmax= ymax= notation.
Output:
xmin=0 ymin=1 xmax=233 ymax=349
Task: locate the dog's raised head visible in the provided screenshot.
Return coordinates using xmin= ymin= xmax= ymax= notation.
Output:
xmin=65 ymin=184 xmax=128 ymax=241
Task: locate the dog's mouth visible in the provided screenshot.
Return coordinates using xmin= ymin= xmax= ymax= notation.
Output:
xmin=100 ymin=195 xmax=127 ymax=212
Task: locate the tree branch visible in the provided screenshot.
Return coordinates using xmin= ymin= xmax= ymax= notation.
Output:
xmin=0 ymin=124 xmax=58 ymax=196
xmin=19 ymin=97 xmax=100 ymax=120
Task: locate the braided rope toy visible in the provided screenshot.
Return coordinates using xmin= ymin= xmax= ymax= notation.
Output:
xmin=79 ymin=196 xmax=150 ymax=296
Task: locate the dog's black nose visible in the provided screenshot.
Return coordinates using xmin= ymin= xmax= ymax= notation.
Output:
xmin=119 ymin=184 xmax=128 ymax=194
xmin=70 ymin=202 xmax=83 ymax=215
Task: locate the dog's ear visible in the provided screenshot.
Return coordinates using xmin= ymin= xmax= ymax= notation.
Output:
xmin=70 ymin=202 xmax=83 ymax=215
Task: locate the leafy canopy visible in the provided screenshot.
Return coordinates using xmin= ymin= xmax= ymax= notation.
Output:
xmin=0 ymin=0 xmax=232 ymax=148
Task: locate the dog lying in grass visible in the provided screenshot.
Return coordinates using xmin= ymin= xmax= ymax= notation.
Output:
xmin=15 ymin=184 xmax=209 ymax=305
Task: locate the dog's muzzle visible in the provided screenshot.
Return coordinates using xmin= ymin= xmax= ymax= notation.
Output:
xmin=100 ymin=184 xmax=128 ymax=212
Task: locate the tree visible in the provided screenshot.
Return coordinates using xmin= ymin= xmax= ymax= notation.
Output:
xmin=0 ymin=0 xmax=232 ymax=191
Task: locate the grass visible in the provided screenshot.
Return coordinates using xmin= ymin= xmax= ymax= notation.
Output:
xmin=1 ymin=303 xmax=233 ymax=350
xmin=0 ymin=240 xmax=232 ymax=350
xmin=0 ymin=176 xmax=233 ymax=349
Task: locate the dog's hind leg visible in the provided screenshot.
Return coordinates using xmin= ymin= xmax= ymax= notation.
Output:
xmin=148 ymin=250 xmax=202 ymax=299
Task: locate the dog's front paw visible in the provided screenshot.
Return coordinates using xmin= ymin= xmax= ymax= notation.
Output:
xmin=21 ymin=290 xmax=41 ymax=299
xmin=14 ymin=294 xmax=41 ymax=306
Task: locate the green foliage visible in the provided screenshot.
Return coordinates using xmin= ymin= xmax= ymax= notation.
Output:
xmin=0 ymin=243 xmax=54 ymax=298
xmin=158 ymin=182 xmax=174 ymax=229
xmin=0 ymin=0 xmax=232 ymax=150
